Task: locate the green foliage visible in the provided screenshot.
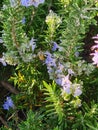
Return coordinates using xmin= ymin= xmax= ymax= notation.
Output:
xmin=43 ymin=81 xmax=64 ymax=122
xmin=0 ymin=0 xmax=98 ymax=129
xmin=18 ymin=110 xmax=44 ymax=130
xmin=56 ymin=0 xmax=97 ymax=62
xmin=72 ymin=102 xmax=98 ymax=130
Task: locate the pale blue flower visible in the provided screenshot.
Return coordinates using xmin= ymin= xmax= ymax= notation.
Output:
xmin=45 ymin=52 xmax=56 ymax=67
xmin=52 ymin=42 xmax=59 ymax=51
xmin=63 ymin=86 xmax=71 ymax=94
xmin=3 ymin=97 xmax=14 ymax=110
xmin=61 ymin=75 xmax=71 ymax=87
xmin=56 ymin=78 xmax=62 ymax=85
xmin=32 ymin=0 xmax=45 ymax=7
xmin=21 ymin=0 xmax=32 ymax=7
xmin=56 ymin=74 xmax=71 ymax=88
xmin=68 ymin=69 xmax=74 ymax=76
xmin=21 ymin=0 xmax=45 ymax=7
xmin=73 ymin=87 xmax=82 ymax=97
xmin=55 ymin=63 xmax=64 ymax=74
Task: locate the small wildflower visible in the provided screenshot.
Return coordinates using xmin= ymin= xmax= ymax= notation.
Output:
xmin=71 ymin=83 xmax=82 ymax=97
xmin=61 ymin=75 xmax=71 ymax=87
xmin=63 ymin=86 xmax=71 ymax=94
xmin=56 ymin=74 xmax=72 ymax=94
xmin=52 ymin=42 xmax=59 ymax=51
xmin=45 ymin=52 xmax=56 ymax=67
xmin=32 ymin=0 xmax=45 ymax=7
xmin=3 ymin=97 xmax=14 ymax=110
xmin=55 ymin=63 xmax=64 ymax=74
xmin=75 ymin=51 xmax=79 ymax=57
xmin=73 ymin=87 xmax=82 ymax=97
xmin=68 ymin=69 xmax=74 ymax=76
xmin=56 ymin=78 xmax=62 ymax=85
xmin=21 ymin=0 xmax=45 ymax=7
xmin=21 ymin=0 xmax=33 ymax=7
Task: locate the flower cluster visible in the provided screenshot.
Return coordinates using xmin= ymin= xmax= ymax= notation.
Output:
xmin=91 ymin=34 xmax=98 ymax=66
xmin=44 ymin=49 xmax=82 ymax=98
xmin=21 ymin=0 xmax=45 ymax=7
xmin=3 ymin=97 xmax=14 ymax=110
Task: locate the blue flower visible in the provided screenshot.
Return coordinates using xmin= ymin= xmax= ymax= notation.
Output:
xmin=32 ymin=0 xmax=45 ymax=7
xmin=21 ymin=0 xmax=45 ymax=7
xmin=45 ymin=52 xmax=56 ymax=67
xmin=52 ymin=42 xmax=59 ymax=51
xmin=21 ymin=0 xmax=32 ymax=7
xmin=3 ymin=97 xmax=14 ymax=110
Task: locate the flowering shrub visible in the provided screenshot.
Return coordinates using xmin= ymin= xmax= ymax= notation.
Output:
xmin=0 ymin=0 xmax=98 ymax=129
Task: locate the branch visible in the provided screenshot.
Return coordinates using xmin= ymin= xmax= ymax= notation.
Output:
xmin=0 ymin=81 xmax=19 ymax=94
xmin=0 ymin=116 xmax=9 ymax=128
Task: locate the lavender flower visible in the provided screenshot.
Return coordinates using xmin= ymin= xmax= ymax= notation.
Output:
xmin=63 ymin=86 xmax=71 ymax=94
xmin=21 ymin=0 xmax=33 ymax=7
xmin=32 ymin=0 xmax=45 ymax=7
xmin=45 ymin=52 xmax=56 ymax=67
xmin=55 ymin=63 xmax=64 ymax=74
xmin=52 ymin=42 xmax=59 ymax=51
xmin=3 ymin=97 xmax=14 ymax=110
xmin=56 ymin=78 xmax=62 ymax=85
xmin=56 ymin=74 xmax=72 ymax=94
xmin=21 ymin=0 xmax=45 ymax=7
xmin=73 ymin=87 xmax=82 ymax=97
xmin=61 ymin=75 xmax=71 ymax=87
xmin=68 ymin=69 xmax=74 ymax=76
xmin=71 ymin=83 xmax=82 ymax=97
xmin=60 ymin=75 xmax=72 ymax=94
